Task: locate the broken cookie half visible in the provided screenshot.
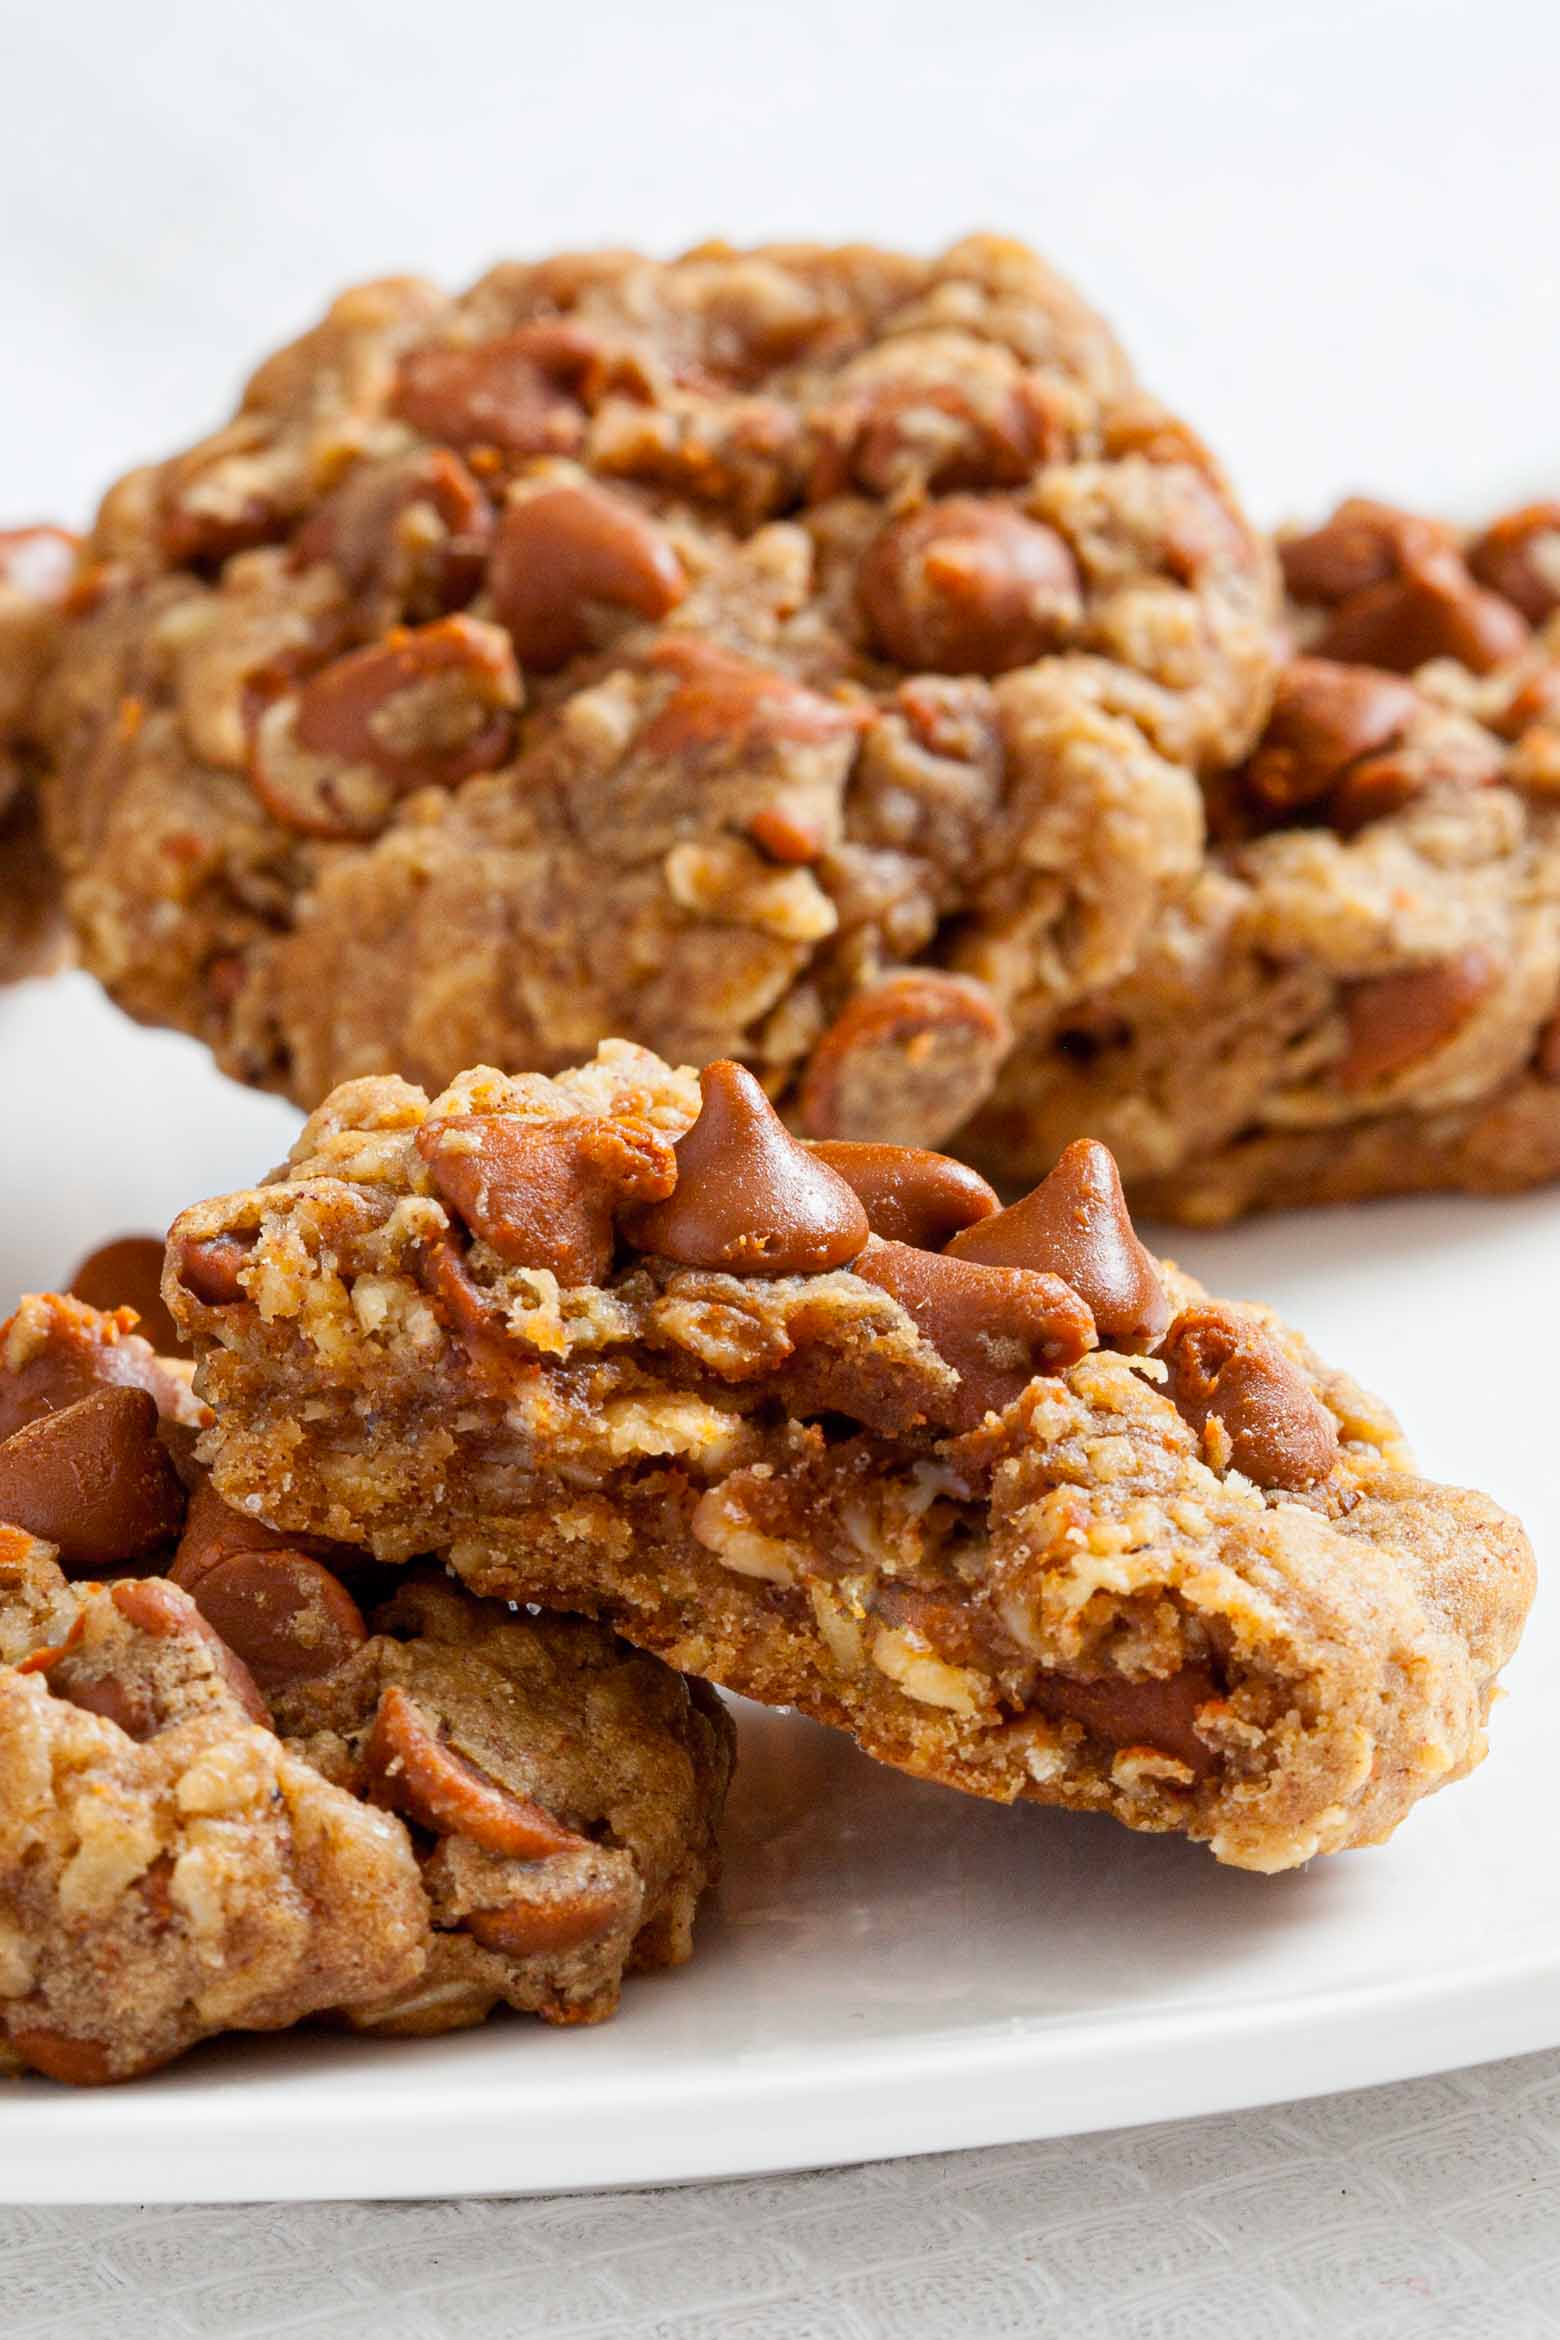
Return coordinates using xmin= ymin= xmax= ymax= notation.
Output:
xmin=0 ymin=1289 xmax=733 ymax=2080
xmin=169 ymin=1039 xmax=1535 ymax=1874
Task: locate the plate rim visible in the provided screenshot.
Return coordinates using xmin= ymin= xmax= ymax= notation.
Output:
xmin=2 ymin=1926 xmax=1556 ymax=2202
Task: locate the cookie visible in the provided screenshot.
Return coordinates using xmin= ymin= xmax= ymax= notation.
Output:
xmin=166 ymin=1041 xmax=1533 ymax=1874
xmin=275 ymin=1571 xmax=733 ymax=2034
xmin=964 ymin=497 xmax=1560 ymax=1218
xmin=38 ymin=237 xmax=1276 ymax=1140
xmin=0 ymin=1292 xmax=733 ymax=2076
xmin=0 ymin=527 xmax=75 ymax=984
xmin=0 ymin=1542 xmax=428 ymax=2083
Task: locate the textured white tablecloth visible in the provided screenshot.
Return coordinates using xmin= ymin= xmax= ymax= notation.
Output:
xmin=5 ymin=2048 xmax=1559 ymax=2338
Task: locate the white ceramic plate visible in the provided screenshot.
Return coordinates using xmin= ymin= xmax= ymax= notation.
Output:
xmin=2 ymin=975 xmax=1557 ymax=2203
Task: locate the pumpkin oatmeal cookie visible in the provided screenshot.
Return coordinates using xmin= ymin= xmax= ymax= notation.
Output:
xmin=167 ymin=1040 xmax=1532 ymax=1874
xmin=37 ymin=236 xmax=1276 ymax=1139
xmin=961 ymin=495 xmax=1560 ymax=1218
xmin=0 ymin=1290 xmax=733 ymax=2078
xmin=0 ymin=1541 xmax=427 ymax=2083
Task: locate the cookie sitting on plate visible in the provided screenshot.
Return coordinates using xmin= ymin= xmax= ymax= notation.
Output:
xmin=35 ymin=234 xmax=1276 ymax=1144
xmin=963 ymin=495 xmax=1560 ymax=1219
xmin=167 ymin=1038 xmax=1534 ymax=1876
xmin=0 ymin=1288 xmax=733 ymax=2079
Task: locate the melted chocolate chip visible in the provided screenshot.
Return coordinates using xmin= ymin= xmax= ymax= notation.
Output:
xmin=854 ymin=1235 xmax=1096 ymax=1432
xmin=946 ymin=1139 xmax=1168 ymax=1350
xmin=417 ymin=1113 xmax=676 ymax=1284
xmin=1162 ymin=1305 xmax=1339 ymax=1490
xmin=806 ymin=1141 xmax=1000 ymax=1249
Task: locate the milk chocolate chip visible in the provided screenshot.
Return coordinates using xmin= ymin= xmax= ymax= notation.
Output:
xmin=391 ymin=323 xmax=601 ymax=457
xmin=1314 ymin=549 xmax=1529 ymax=676
xmin=641 ymin=637 xmax=869 ymax=756
xmin=294 ymin=446 xmax=493 ymax=619
xmin=1030 ymin=1662 xmax=1220 ymax=1779
xmin=1280 ymin=499 xmax=1448 ymax=604
xmin=42 ymin=1578 xmax=268 ymax=1733
xmin=797 ymin=972 xmax=1011 ymax=1149
xmin=181 ymin=1551 xmax=367 ymax=1694
xmin=363 ymin=1682 xmax=587 ymax=1858
xmin=806 ymin=1141 xmax=1000 ymax=1249
xmin=417 ymin=1113 xmax=676 ymax=1285
xmin=1337 ymin=948 xmax=1500 ymax=1090
xmin=250 ymin=615 xmax=521 ymax=839
xmin=855 ymin=1235 xmax=1096 ymax=1432
xmin=171 ymin=1230 xmax=256 ymax=1309
xmin=0 ymin=1387 xmax=186 ymax=1571
xmin=858 ymin=496 xmax=1082 ymax=674
xmin=491 ymin=482 xmax=685 ymax=669
xmin=624 ymin=1060 xmax=870 ymax=1275
xmin=1162 ymin=1304 xmax=1339 ymax=1490
xmin=466 ymin=1880 xmax=628 ymax=1957
xmin=947 ymin=1138 xmax=1169 ymax=1351
xmin=170 ymin=1475 xmax=361 ymax=1589
xmin=1241 ymin=659 xmax=1419 ymax=825
xmin=104 ymin=1575 xmax=269 ymax=1726
xmin=7 ymin=2030 xmax=134 ymax=2087
xmin=67 ymin=1235 xmax=184 ymax=1358
xmin=1467 ymin=502 xmax=1560 ymax=625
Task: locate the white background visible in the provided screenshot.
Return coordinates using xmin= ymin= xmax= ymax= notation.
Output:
xmin=4 ymin=4 xmax=1560 ymax=2331
xmin=3 ymin=0 xmax=1557 ymax=535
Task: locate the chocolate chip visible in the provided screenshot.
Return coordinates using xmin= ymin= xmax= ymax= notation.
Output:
xmin=1337 ymin=948 xmax=1500 ymax=1090
xmin=1467 ymin=502 xmax=1560 ymax=626
xmin=853 ymin=1234 xmax=1096 ymax=1432
xmin=1029 ymin=1662 xmax=1220 ymax=1779
xmin=624 ymin=1061 xmax=870 ymax=1276
xmin=180 ymin=1549 xmax=366 ymax=1693
xmin=1494 ymin=665 xmax=1560 ymax=743
xmin=0 ymin=1293 xmax=190 ymax=1442
xmin=1241 ymin=659 xmax=1419 ymax=825
xmin=796 ymin=972 xmax=1011 ymax=1148
xmin=251 ymin=616 xmax=521 ymax=839
xmin=66 ymin=1235 xmax=185 ymax=1358
xmin=806 ymin=1140 xmax=1000 ymax=1249
xmin=490 ymin=482 xmax=685 ymax=670
xmin=170 ymin=1474 xmax=362 ymax=1589
xmin=857 ymin=495 xmax=1082 ymax=674
xmin=1279 ymin=499 xmax=1448 ymax=605
xmin=362 ymin=1682 xmax=586 ymax=1857
xmin=417 ymin=1113 xmax=676 ymax=1284
xmin=1162 ymin=1304 xmax=1339 ymax=1490
xmin=105 ymin=1576 xmax=269 ymax=1725
xmin=1314 ymin=548 xmax=1529 ymax=676
xmin=171 ymin=1231 xmax=257 ymax=1309
xmin=640 ymin=637 xmax=869 ymax=756
xmin=7 ymin=2029 xmax=128 ymax=2087
xmin=0 ymin=1387 xmax=186 ymax=1572
xmin=293 ymin=447 xmax=493 ymax=618
xmin=465 ymin=1883 xmax=628 ymax=1956
xmin=391 ymin=324 xmax=601 ymax=457
xmin=946 ymin=1138 xmax=1168 ymax=1351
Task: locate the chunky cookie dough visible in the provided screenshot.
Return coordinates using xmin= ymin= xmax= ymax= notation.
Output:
xmin=0 ymin=1542 xmax=427 ymax=2083
xmin=169 ymin=1041 xmax=1533 ymax=1873
xmin=963 ymin=495 xmax=1560 ymax=1218
xmin=38 ymin=237 xmax=1276 ymax=1139
xmin=0 ymin=1292 xmax=733 ymax=2077
xmin=0 ymin=527 xmax=75 ymax=983
xmin=276 ymin=1570 xmax=733 ymax=2033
